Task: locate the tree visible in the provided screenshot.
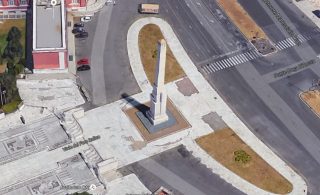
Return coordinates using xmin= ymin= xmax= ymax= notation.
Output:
xmin=2 ymin=26 xmax=23 ymax=64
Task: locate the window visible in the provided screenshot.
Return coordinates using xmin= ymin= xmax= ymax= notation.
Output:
xmin=0 ymin=0 xmax=2 ymax=6
xmin=72 ymin=0 xmax=79 ymax=3
xmin=8 ymin=0 xmax=15 ymax=5
xmin=20 ymin=0 xmax=27 ymax=5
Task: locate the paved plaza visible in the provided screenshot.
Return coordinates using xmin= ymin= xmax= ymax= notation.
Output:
xmin=0 ymin=115 xmax=70 ymax=165
xmin=0 ymin=154 xmax=100 ymax=195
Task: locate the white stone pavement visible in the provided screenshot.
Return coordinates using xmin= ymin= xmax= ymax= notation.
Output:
xmin=293 ymin=0 xmax=320 ymax=29
xmin=107 ymin=174 xmax=151 ymax=195
xmin=125 ymin=17 xmax=307 ymax=195
xmin=0 ymin=76 xmax=84 ymax=130
xmin=0 ymin=16 xmax=308 ymax=195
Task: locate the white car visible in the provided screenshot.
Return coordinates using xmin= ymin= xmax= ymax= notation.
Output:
xmin=81 ymin=16 xmax=92 ymax=22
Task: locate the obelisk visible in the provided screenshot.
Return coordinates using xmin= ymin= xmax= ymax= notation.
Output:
xmin=146 ymin=39 xmax=169 ymax=125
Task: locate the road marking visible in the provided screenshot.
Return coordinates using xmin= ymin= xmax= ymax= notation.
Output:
xmin=201 ymin=32 xmax=317 ymax=74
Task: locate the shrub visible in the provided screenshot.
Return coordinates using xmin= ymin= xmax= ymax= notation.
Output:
xmin=234 ymin=150 xmax=251 ymax=164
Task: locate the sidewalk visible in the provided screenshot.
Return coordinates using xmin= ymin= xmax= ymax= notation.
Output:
xmin=293 ymin=0 xmax=320 ymax=28
xmin=126 ymin=17 xmax=307 ymax=195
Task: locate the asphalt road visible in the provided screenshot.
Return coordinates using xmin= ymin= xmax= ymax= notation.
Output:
xmin=76 ymin=1 xmax=142 ymax=106
xmin=198 ymin=1 xmax=320 ymax=194
xmin=76 ymin=0 xmax=320 ymax=193
xmin=120 ymin=145 xmax=245 ymax=195
xmin=158 ymin=0 xmax=320 ymax=194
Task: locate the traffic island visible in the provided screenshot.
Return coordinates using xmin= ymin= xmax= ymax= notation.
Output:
xmin=123 ymin=99 xmax=190 ymax=142
xmin=139 ymin=24 xmax=185 ymax=84
xmin=300 ymin=90 xmax=320 ymax=117
xmin=196 ymin=127 xmax=293 ymax=194
xmin=216 ymin=0 xmax=276 ymax=55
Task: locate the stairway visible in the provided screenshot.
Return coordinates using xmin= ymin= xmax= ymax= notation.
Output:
xmin=82 ymin=145 xmax=103 ymax=168
xmin=60 ymin=112 xmax=83 ymax=141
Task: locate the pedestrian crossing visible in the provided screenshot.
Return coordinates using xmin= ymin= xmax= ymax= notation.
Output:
xmin=275 ymin=34 xmax=312 ymax=50
xmin=201 ymin=50 xmax=261 ymax=74
xmin=201 ymin=33 xmax=317 ymax=74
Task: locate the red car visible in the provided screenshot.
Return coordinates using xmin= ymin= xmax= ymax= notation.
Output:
xmin=77 ymin=58 xmax=89 ymax=65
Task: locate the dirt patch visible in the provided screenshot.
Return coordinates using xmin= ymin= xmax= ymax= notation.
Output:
xmin=196 ymin=128 xmax=293 ymax=194
xmin=175 ymin=77 xmax=199 ymax=96
xmin=124 ymin=99 xmax=190 ymax=142
xmin=139 ymin=24 xmax=185 ymax=84
xmin=300 ymin=90 xmax=320 ymax=117
xmin=217 ymin=0 xmax=267 ymax=41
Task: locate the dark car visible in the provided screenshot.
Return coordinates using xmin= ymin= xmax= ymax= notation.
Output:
xmin=72 ymin=27 xmax=85 ymax=34
xmin=75 ymin=32 xmax=88 ymax=38
xmin=312 ymin=10 xmax=320 ymax=18
xmin=74 ymin=22 xmax=84 ymax=28
xmin=77 ymin=65 xmax=90 ymax=71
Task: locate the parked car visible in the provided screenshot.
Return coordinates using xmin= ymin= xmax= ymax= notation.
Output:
xmin=74 ymin=22 xmax=84 ymax=28
xmin=77 ymin=58 xmax=89 ymax=65
xmin=77 ymin=65 xmax=91 ymax=71
xmin=72 ymin=27 xmax=85 ymax=34
xmin=312 ymin=10 xmax=320 ymax=18
xmin=75 ymin=31 xmax=88 ymax=38
xmin=81 ymin=16 xmax=92 ymax=22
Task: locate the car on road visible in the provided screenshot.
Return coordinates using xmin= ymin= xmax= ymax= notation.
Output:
xmin=81 ymin=16 xmax=92 ymax=22
xmin=74 ymin=22 xmax=84 ymax=28
xmin=77 ymin=58 xmax=90 ymax=65
xmin=77 ymin=65 xmax=91 ymax=71
xmin=312 ymin=10 xmax=320 ymax=18
xmin=72 ymin=27 xmax=85 ymax=34
xmin=75 ymin=31 xmax=88 ymax=38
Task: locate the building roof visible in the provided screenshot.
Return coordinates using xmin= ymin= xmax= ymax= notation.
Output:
xmin=35 ymin=5 xmax=63 ymax=48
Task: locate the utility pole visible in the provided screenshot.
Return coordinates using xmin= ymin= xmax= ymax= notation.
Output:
xmin=0 ymin=83 xmax=3 ymax=106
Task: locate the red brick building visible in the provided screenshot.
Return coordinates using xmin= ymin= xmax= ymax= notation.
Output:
xmin=0 ymin=0 xmax=29 ymax=10
xmin=32 ymin=0 xmax=86 ymax=72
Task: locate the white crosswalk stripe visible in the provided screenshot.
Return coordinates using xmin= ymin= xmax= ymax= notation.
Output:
xmin=201 ymin=32 xmax=318 ymax=74
xmin=202 ymin=65 xmax=210 ymax=74
xmin=229 ymin=57 xmax=237 ymax=66
xmin=287 ymin=37 xmax=296 ymax=46
xmin=245 ymin=52 xmax=254 ymax=60
xmin=211 ymin=63 xmax=218 ymax=71
xmin=221 ymin=60 xmax=228 ymax=68
xmin=231 ymin=56 xmax=241 ymax=64
xmin=239 ymin=54 xmax=248 ymax=62
xmin=208 ymin=64 xmax=216 ymax=72
xmin=298 ymin=34 xmax=306 ymax=42
xmin=227 ymin=58 xmax=236 ymax=66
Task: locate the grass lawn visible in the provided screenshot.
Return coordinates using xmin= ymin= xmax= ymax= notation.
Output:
xmin=196 ymin=127 xmax=293 ymax=194
xmin=2 ymin=99 xmax=21 ymax=114
xmin=300 ymin=90 xmax=320 ymax=117
xmin=138 ymin=24 xmax=185 ymax=84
